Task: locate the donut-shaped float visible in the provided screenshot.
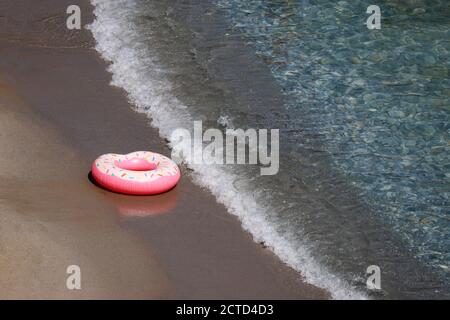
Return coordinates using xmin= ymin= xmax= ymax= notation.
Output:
xmin=92 ymin=151 xmax=180 ymax=195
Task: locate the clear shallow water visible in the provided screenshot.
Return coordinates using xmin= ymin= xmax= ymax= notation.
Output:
xmin=215 ymin=0 xmax=450 ymax=280
xmin=89 ymin=0 xmax=449 ymax=298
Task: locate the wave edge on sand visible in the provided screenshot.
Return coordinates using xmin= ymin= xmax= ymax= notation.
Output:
xmin=87 ymin=0 xmax=367 ymax=300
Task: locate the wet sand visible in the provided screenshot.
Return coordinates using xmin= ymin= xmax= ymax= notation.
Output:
xmin=0 ymin=75 xmax=170 ymax=299
xmin=0 ymin=0 xmax=328 ymax=299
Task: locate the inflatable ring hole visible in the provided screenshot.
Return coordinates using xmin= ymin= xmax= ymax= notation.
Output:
xmin=114 ymin=157 xmax=157 ymax=171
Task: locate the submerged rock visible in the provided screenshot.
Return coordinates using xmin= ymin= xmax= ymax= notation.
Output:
xmin=423 ymin=66 xmax=448 ymax=78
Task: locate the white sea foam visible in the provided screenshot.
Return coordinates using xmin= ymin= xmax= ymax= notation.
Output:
xmin=217 ymin=115 xmax=235 ymax=129
xmin=88 ymin=0 xmax=368 ymax=300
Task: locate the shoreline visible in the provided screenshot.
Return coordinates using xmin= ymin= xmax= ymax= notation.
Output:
xmin=0 ymin=0 xmax=328 ymax=299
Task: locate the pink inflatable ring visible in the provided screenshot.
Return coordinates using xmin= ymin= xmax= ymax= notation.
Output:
xmin=92 ymin=151 xmax=180 ymax=195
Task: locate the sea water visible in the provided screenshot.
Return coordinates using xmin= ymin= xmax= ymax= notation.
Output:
xmin=89 ymin=0 xmax=449 ymax=299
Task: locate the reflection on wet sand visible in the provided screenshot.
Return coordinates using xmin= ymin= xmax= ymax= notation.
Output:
xmin=109 ymin=187 xmax=179 ymax=218
xmin=89 ymin=171 xmax=179 ymax=218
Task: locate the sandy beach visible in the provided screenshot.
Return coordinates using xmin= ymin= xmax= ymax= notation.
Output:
xmin=0 ymin=0 xmax=328 ymax=299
